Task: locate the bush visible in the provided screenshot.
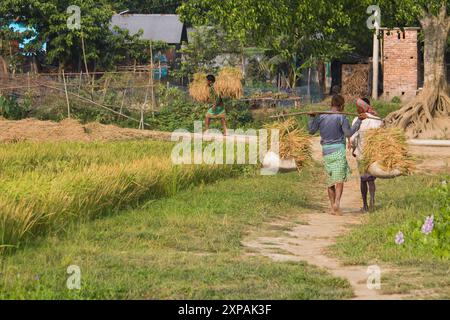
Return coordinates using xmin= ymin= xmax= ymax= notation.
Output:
xmin=391 ymin=96 xmax=402 ymax=104
xmin=0 ymin=94 xmax=29 ymax=120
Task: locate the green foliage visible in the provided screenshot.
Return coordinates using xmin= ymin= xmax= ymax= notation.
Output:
xmin=101 ymin=27 xmax=169 ymax=70
xmin=0 ymin=0 xmax=169 ymax=71
xmin=246 ymin=58 xmax=267 ymax=84
xmin=114 ymin=0 xmax=181 ymax=14
xmin=178 ymin=0 xmax=354 ymax=88
xmin=173 ymin=27 xmax=240 ymax=80
xmin=398 ymin=181 xmax=450 ymax=259
xmin=0 ymin=24 xmax=41 ymax=73
xmin=391 ymin=96 xmax=402 ymax=104
xmin=0 ymin=95 xmax=28 ymax=120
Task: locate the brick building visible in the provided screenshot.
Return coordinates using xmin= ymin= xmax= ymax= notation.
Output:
xmin=381 ymin=27 xmax=420 ymax=101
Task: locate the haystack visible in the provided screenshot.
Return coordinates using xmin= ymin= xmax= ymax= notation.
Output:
xmin=215 ymin=67 xmax=243 ymax=99
xmin=362 ymin=128 xmax=415 ymax=176
xmin=189 ymin=72 xmax=210 ymax=103
xmin=264 ymin=118 xmax=312 ymax=172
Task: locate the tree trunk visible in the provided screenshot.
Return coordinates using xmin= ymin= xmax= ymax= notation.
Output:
xmin=423 ymin=9 xmax=448 ymax=91
xmin=385 ymin=6 xmax=450 ymax=138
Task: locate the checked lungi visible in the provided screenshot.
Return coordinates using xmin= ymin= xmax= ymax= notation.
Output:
xmin=323 ymin=144 xmax=351 ymax=187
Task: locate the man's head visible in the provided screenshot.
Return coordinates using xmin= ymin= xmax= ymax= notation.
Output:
xmin=206 ymin=74 xmax=215 ymax=86
xmin=356 ymin=97 xmax=376 ymax=114
xmin=331 ymin=94 xmax=345 ymax=111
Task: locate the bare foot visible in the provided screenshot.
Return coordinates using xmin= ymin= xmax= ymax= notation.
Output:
xmin=333 ymin=204 xmax=343 ymax=216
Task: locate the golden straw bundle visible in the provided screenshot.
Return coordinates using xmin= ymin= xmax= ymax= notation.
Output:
xmin=362 ymin=128 xmax=415 ymax=174
xmin=264 ymin=118 xmax=312 ymax=171
xmin=215 ymin=67 xmax=243 ymax=99
xmin=189 ymin=72 xmax=210 ymax=103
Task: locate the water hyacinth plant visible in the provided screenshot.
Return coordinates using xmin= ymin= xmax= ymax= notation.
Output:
xmin=421 ymin=215 xmax=434 ymax=235
xmin=395 ymin=231 xmax=405 ymax=245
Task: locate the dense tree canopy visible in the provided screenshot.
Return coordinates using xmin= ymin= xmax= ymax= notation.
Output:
xmin=116 ymin=0 xmax=181 ymax=14
xmin=178 ymin=0 xmax=357 ymax=88
xmin=0 ymin=0 xmax=170 ymax=71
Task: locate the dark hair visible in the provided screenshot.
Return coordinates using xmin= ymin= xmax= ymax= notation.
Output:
xmin=331 ymin=85 xmax=341 ymax=95
xmin=362 ymin=97 xmax=370 ymax=105
xmin=331 ymin=94 xmax=345 ymax=108
xmin=206 ymin=74 xmax=216 ymax=83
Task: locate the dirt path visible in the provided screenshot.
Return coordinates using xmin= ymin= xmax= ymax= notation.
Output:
xmin=244 ymin=137 xmax=450 ymax=300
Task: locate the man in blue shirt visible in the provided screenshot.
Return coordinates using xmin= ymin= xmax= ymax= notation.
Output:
xmin=308 ymin=95 xmax=367 ymax=215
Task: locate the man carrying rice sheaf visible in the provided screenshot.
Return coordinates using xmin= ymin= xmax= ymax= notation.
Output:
xmin=350 ymin=98 xmax=382 ymax=212
xmin=308 ymin=95 xmax=367 ymax=215
xmin=205 ymin=74 xmax=227 ymax=135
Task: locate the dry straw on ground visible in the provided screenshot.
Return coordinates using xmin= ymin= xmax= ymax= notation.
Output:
xmin=189 ymin=72 xmax=210 ymax=103
xmin=265 ymin=118 xmax=312 ymax=171
xmin=215 ymin=67 xmax=243 ymax=99
xmin=362 ymin=127 xmax=415 ymax=174
xmin=0 ymin=118 xmax=171 ymax=143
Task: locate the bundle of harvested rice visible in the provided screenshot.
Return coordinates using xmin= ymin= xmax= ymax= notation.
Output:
xmin=264 ymin=118 xmax=312 ymax=172
xmin=189 ymin=72 xmax=210 ymax=102
xmin=362 ymin=128 xmax=415 ymax=175
xmin=215 ymin=67 xmax=243 ymax=99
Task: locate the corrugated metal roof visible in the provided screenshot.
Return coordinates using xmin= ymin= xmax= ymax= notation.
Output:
xmin=111 ymin=14 xmax=185 ymax=44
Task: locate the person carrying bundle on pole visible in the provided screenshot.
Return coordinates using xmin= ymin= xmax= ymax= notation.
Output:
xmin=204 ymin=74 xmax=227 ymax=135
xmin=308 ymin=95 xmax=367 ymax=216
xmin=349 ymin=98 xmax=382 ymax=213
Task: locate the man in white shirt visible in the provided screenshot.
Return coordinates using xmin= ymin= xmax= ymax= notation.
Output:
xmin=350 ymin=98 xmax=383 ymax=212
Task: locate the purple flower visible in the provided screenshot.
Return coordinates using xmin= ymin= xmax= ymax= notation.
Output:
xmin=421 ymin=215 xmax=434 ymax=235
xmin=395 ymin=231 xmax=404 ymax=245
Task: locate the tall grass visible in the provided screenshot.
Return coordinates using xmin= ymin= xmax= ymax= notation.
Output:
xmin=0 ymin=141 xmax=250 ymax=252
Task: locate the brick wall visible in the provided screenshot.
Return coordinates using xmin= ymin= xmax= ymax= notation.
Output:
xmin=382 ymin=29 xmax=418 ymax=101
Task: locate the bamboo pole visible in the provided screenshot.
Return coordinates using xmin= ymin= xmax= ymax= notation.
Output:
xmin=150 ymin=43 xmax=156 ymax=118
xmin=269 ymin=110 xmax=383 ymax=121
xmin=40 ymin=83 xmax=151 ymax=127
xmin=62 ymin=70 xmax=71 ymax=118
xmin=78 ymin=71 xmax=82 ymax=95
xmin=81 ymin=33 xmax=89 ymax=78
xmin=119 ymin=79 xmax=130 ymax=116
